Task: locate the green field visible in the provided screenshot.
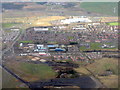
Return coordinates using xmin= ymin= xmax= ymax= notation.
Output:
xmin=74 ymin=58 xmax=118 ymax=88
xmin=68 ymin=36 xmax=74 ymax=39
xmin=107 ymin=22 xmax=120 ymax=26
xmin=2 ymin=23 xmax=21 ymax=28
xmin=80 ymin=42 xmax=102 ymax=51
xmin=47 ymin=41 xmax=58 ymax=44
xmin=19 ymin=41 xmax=33 ymax=43
xmin=8 ymin=62 xmax=56 ymax=82
xmin=86 ymin=58 xmax=118 ymax=75
xmin=80 ymin=2 xmax=118 ymax=16
xmin=2 ymin=68 xmax=28 ymax=88
xmin=76 ymin=58 xmax=118 ymax=75
xmin=21 ymin=63 xmax=56 ymax=76
xmin=80 ymin=42 xmax=117 ymax=51
xmin=86 ymin=58 xmax=118 ymax=88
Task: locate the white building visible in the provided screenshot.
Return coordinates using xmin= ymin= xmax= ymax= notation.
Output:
xmin=60 ymin=17 xmax=92 ymax=24
xmin=34 ymin=27 xmax=49 ymax=31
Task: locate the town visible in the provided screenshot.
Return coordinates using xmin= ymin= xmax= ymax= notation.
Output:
xmin=1 ymin=2 xmax=119 ymax=89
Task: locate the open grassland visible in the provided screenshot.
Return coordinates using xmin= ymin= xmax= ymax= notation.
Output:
xmin=2 ymin=68 xmax=28 ymax=88
xmin=19 ymin=40 xmax=33 ymax=43
xmin=97 ymin=75 xmax=118 ymax=88
xmin=80 ymin=2 xmax=118 ymax=16
xmin=106 ymin=22 xmax=120 ymax=26
xmin=37 ymin=16 xmax=66 ymax=22
xmin=74 ymin=67 xmax=91 ymax=75
xmin=32 ymin=16 xmax=66 ymax=26
xmin=74 ymin=58 xmax=118 ymax=88
xmin=86 ymin=58 xmax=118 ymax=88
xmin=80 ymin=42 xmax=102 ymax=51
xmin=80 ymin=42 xmax=117 ymax=51
xmin=6 ymin=61 xmax=57 ymax=82
xmin=86 ymin=58 xmax=118 ymax=75
xmin=2 ymin=16 xmax=67 ymax=27
xmin=2 ymin=23 xmax=21 ymax=28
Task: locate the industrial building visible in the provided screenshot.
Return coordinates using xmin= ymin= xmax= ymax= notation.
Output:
xmin=33 ymin=26 xmax=52 ymax=32
xmin=34 ymin=27 xmax=49 ymax=32
xmin=34 ymin=44 xmax=47 ymax=52
xmin=60 ymin=17 xmax=92 ymax=24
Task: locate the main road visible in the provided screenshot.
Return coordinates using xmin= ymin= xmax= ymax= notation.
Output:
xmin=2 ymin=24 xmax=27 ymax=54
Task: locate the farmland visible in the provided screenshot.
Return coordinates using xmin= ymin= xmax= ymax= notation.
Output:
xmin=80 ymin=2 xmax=118 ymax=16
xmin=19 ymin=40 xmax=33 ymax=43
xmin=75 ymin=58 xmax=118 ymax=88
xmin=6 ymin=61 xmax=57 ymax=82
xmin=106 ymin=22 xmax=120 ymax=26
xmin=80 ymin=42 xmax=117 ymax=51
xmin=2 ymin=16 xmax=67 ymax=27
xmin=2 ymin=23 xmax=21 ymax=28
xmin=2 ymin=2 xmax=119 ymax=89
xmin=2 ymin=68 xmax=28 ymax=88
xmin=86 ymin=58 xmax=118 ymax=75
xmin=32 ymin=16 xmax=67 ymax=26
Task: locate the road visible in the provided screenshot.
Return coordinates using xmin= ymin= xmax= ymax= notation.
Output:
xmin=2 ymin=25 xmax=25 ymax=54
xmin=29 ymin=76 xmax=104 ymax=88
xmin=0 ymin=65 xmax=31 ymax=88
xmin=0 ymin=62 xmax=105 ymax=89
xmin=1 ymin=24 xmax=106 ymax=89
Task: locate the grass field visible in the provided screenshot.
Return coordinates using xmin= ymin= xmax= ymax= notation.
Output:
xmin=98 ymin=75 xmax=118 ymax=88
xmin=74 ymin=67 xmax=91 ymax=75
xmin=2 ymin=23 xmax=21 ymax=28
xmin=74 ymin=58 xmax=118 ymax=88
xmin=32 ymin=16 xmax=67 ymax=26
xmin=7 ymin=62 xmax=56 ymax=82
xmin=80 ymin=42 xmax=102 ymax=51
xmin=2 ymin=16 xmax=66 ymax=27
xmin=19 ymin=41 xmax=33 ymax=43
xmin=80 ymin=42 xmax=117 ymax=51
xmin=86 ymin=58 xmax=118 ymax=75
xmin=2 ymin=68 xmax=28 ymax=88
xmin=68 ymin=36 xmax=74 ymax=39
xmin=80 ymin=2 xmax=118 ymax=16
xmin=47 ymin=41 xmax=58 ymax=44
xmin=106 ymin=22 xmax=120 ymax=26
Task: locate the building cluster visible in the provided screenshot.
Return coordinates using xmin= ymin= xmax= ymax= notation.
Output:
xmin=24 ymin=23 xmax=118 ymax=50
xmin=19 ymin=43 xmax=67 ymax=54
xmin=2 ymin=28 xmax=20 ymax=46
xmin=18 ymin=42 xmax=102 ymax=63
xmin=60 ymin=17 xmax=92 ymax=24
xmin=13 ymin=18 xmax=118 ymax=63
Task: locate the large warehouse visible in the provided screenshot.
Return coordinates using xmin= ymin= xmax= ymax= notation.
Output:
xmin=60 ymin=17 xmax=92 ymax=24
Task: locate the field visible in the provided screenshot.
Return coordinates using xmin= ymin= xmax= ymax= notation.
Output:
xmin=2 ymin=16 xmax=67 ymax=27
xmin=6 ymin=62 xmax=57 ymax=82
xmin=74 ymin=67 xmax=91 ymax=75
xmin=97 ymin=75 xmax=118 ymax=88
xmin=107 ymin=22 xmax=120 ymax=26
xmin=80 ymin=2 xmax=118 ymax=16
xmin=19 ymin=40 xmax=33 ymax=43
xmin=74 ymin=58 xmax=118 ymax=88
xmin=2 ymin=23 xmax=21 ymax=28
xmin=86 ymin=58 xmax=118 ymax=75
xmin=2 ymin=68 xmax=28 ymax=88
xmin=80 ymin=42 xmax=117 ymax=51
xmin=31 ymin=16 xmax=67 ymax=26
xmin=80 ymin=42 xmax=102 ymax=51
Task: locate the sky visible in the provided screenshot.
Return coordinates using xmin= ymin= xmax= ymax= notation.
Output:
xmin=1 ymin=0 xmax=119 ymax=2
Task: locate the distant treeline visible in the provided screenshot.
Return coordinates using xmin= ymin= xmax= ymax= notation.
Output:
xmin=2 ymin=3 xmax=26 ymax=10
xmin=63 ymin=3 xmax=77 ymax=8
xmin=36 ymin=2 xmax=47 ymax=5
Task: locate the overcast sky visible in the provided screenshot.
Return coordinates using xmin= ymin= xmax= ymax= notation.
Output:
xmin=1 ymin=0 xmax=119 ymax=2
